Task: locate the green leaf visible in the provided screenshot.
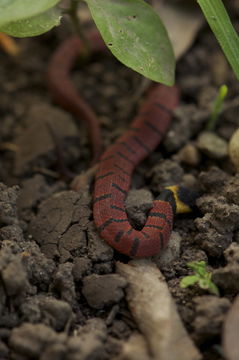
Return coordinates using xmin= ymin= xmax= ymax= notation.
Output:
xmin=198 ymin=278 xmax=210 ymax=290
xmin=208 ymin=282 xmax=220 ymax=296
xmin=187 ymin=261 xmax=207 ymax=277
xmin=85 ymin=0 xmax=175 ymax=85
xmin=0 ymin=7 xmax=61 ymax=37
xmin=0 ymin=0 xmax=61 ymax=27
xmin=180 ymin=275 xmax=199 ymax=288
xmin=197 ymin=0 xmax=239 ymax=80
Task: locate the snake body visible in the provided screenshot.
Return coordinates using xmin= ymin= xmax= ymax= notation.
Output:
xmin=47 ymin=30 xmax=180 ymax=258
xmin=47 ymin=31 xmax=106 ymax=164
xmin=93 ymin=84 xmax=179 ymax=258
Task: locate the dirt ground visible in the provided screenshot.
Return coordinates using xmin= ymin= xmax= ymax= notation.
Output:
xmin=1 ymin=2 xmax=239 ymax=360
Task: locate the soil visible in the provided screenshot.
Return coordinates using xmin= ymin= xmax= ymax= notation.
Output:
xmin=1 ymin=3 xmax=239 ymax=360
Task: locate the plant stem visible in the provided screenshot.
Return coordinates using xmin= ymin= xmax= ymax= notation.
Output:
xmin=207 ymin=84 xmax=228 ymax=131
xmin=67 ymin=0 xmax=90 ymax=56
xmin=197 ymin=0 xmax=239 ymax=80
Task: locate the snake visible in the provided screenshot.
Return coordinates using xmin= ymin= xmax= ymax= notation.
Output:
xmin=47 ymin=29 xmax=194 ymax=259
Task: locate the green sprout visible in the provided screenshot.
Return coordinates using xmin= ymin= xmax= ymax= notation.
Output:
xmin=180 ymin=260 xmax=220 ymax=296
xmin=207 ymin=84 xmax=228 ymax=131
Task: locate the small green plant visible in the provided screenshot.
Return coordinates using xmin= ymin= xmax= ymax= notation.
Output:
xmin=207 ymin=84 xmax=228 ymax=131
xmin=0 ymin=0 xmax=239 ymax=83
xmin=180 ymin=260 xmax=220 ymax=296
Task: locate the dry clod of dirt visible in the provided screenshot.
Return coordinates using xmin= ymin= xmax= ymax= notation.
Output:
xmin=223 ymin=174 xmax=239 ymax=205
xmin=0 ymin=340 xmax=8 ymax=358
xmin=114 ymin=332 xmax=150 ymax=360
xmin=212 ymin=244 xmax=239 ymax=293
xmin=72 ymin=257 xmax=92 ymax=281
xmin=155 ymin=231 xmax=182 ymax=268
xmin=82 ymin=274 xmax=127 ymax=309
xmin=195 ymin=189 xmax=239 ymax=257
xmin=20 ymin=295 xmax=73 ymax=331
xmin=125 ymin=189 xmax=153 ymax=229
xmin=198 ymin=166 xmax=230 ymax=192
xmin=194 ymin=224 xmax=233 ymax=258
xmin=9 ymin=322 xmax=64 ymax=359
xmin=148 ymin=159 xmax=184 ymax=192
xmin=87 ymin=223 xmax=114 ymax=262
xmin=0 ymin=223 xmax=24 ymax=243
xmin=224 ymin=242 xmax=239 ymax=264
xmin=0 ymin=183 xmax=20 ymax=226
xmin=17 ymin=174 xmax=66 ymax=221
xmin=13 ymin=103 xmax=79 ymax=176
xmin=53 ymin=262 xmax=76 ymax=306
xmin=223 ymin=295 xmax=239 ymax=360
xmin=21 ymin=241 xmax=56 ymax=291
xmin=213 ymin=265 xmax=239 ymax=293
xmin=192 ymin=295 xmax=230 ymax=343
xmin=1 ymin=255 xmax=29 ymax=297
xmin=29 ymin=190 xmax=91 ymax=260
xmin=58 ymin=224 xmax=87 ymax=263
xmin=163 ymin=105 xmax=208 ymax=152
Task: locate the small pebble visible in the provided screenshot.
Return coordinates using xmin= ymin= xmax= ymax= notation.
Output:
xmin=228 ymin=128 xmax=239 ymax=172
xmin=197 ymin=131 xmax=228 ymax=160
xmin=177 ymin=144 xmax=201 ymax=166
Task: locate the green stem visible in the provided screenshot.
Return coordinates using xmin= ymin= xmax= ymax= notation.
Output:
xmin=206 ymin=84 xmax=228 ymax=131
xmin=67 ymin=0 xmax=90 ymax=57
xmin=197 ymin=0 xmax=239 ymax=80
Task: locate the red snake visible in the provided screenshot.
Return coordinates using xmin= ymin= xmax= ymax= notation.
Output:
xmin=47 ymin=29 xmax=179 ymax=258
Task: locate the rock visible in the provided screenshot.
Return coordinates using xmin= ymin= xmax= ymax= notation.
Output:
xmin=229 ymin=128 xmax=239 ymax=172
xmin=125 ymin=189 xmax=153 ymax=229
xmin=176 ymin=144 xmax=201 ymax=166
xmin=192 ymin=295 xmax=230 ymax=343
xmin=82 ymin=274 xmax=127 ymax=309
xmin=197 ymin=131 xmax=228 ymax=160
xmin=223 ymin=295 xmax=239 ymax=360
xmin=117 ymin=260 xmax=201 ymax=360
